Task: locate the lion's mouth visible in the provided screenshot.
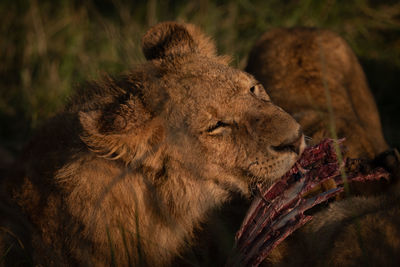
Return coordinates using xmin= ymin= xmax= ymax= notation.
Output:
xmin=246 ymin=135 xmax=306 ymax=193
xmin=247 ymin=155 xmax=300 ymax=186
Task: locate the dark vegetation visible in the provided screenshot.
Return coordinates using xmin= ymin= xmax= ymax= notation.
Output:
xmin=0 ymin=0 xmax=399 ymax=156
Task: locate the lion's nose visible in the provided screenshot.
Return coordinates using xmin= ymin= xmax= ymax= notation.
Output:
xmin=272 ymin=133 xmax=306 ymax=155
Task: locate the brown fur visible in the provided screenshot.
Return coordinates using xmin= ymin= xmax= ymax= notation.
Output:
xmin=246 ymin=27 xmax=388 ymax=159
xmin=246 ymin=28 xmax=400 ymax=266
xmin=1 ymin=22 xmax=306 ymax=266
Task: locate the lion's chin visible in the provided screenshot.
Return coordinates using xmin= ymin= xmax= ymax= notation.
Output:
xmin=247 ymin=155 xmax=300 ymax=193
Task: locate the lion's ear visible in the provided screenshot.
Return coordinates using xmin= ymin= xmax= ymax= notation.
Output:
xmin=142 ymin=22 xmax=230 ymax=64
xmin=79 ymin=110 xmax=133 ymax=136
xmin=78 ymin=98 xmax=162 ymax=163
xmin=79 ymin=97 xmax=151 ymax=135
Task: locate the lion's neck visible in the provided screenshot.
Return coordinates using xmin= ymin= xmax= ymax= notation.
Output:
xmin=50 ymin=155 xmax=231 ymax=265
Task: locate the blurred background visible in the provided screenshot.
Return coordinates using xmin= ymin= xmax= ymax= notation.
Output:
xmin=0 ymin=0 xmax=399 ymax=158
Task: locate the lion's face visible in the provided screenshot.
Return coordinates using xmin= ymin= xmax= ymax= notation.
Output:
xmin=155 ymin=56 xmax=305 ymax=194
xmin=79 ymin=22 xmax=305 ymax=195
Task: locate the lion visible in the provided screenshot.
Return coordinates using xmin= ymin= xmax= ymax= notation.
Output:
xmin=1 ymin=22 xmax=305 ymax=266
xmin=246 ymin=28 xmax=400 ymax=266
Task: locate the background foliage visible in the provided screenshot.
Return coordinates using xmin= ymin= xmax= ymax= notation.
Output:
xmin=1 ymin=0 xmax=399 ymax=154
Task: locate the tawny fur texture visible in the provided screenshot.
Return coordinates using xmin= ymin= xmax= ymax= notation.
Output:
xmin=246 ymin=28 xmax=400 ymax=266
xmin=265 ymin=188 xmax=400 ymax=266
xmin=1 ymin=22 xmax=306 ymax=266
xmin=246 ymin=28 xmax=388 ymax=159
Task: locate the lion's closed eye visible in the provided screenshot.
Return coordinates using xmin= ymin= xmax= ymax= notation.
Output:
xmin=207 ymin=121 xmax=231 ymax=135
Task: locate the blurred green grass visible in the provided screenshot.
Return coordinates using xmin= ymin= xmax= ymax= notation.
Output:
xmin=1 ymin=0 xmax=399 ymax=153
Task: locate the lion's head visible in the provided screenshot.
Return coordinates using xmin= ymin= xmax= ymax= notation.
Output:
xmin=77 ymin=22 xmax=305 ymax=195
